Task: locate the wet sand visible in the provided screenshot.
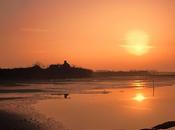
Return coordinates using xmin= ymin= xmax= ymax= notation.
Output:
xmin=0 ymin=110 xmax=41 ymax=130
xmin=0 ymin=99 xmax=67 ymax=130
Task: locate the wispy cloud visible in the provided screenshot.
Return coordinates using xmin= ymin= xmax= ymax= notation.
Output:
xmin=20 ymin=28 xmax=48 ymax=32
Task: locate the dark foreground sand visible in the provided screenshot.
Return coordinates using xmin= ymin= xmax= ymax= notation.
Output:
xmin=0 ymin=110 xmax=41 ymax=130
xmin=0 ymin=99 xmax=67 ymax=130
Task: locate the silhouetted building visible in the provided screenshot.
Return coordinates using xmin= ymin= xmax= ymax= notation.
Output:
xmin=62 ymin=60 xmax=70 ymax=68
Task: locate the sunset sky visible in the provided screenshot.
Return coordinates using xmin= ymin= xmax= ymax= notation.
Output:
xmin=1 ymin=0 xmax=175 ymax=71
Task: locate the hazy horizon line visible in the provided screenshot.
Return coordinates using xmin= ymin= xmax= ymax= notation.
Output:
xmin=0 ymin=64 xmax=175 ymax=73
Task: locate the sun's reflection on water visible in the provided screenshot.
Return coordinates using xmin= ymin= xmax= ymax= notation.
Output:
xmin=133 ymin=93 xmax=146 ymax=102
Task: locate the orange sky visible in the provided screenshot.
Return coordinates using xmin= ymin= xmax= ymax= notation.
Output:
xmin=0 ymin=0 xmax=175 ymax=71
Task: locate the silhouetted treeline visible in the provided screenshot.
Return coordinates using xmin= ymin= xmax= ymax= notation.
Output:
xmin=0 ymin=61 xmax=93 ymax=80
xmin=0 ymin=61 xmax=175 ymax=81
xmin=94 ymin=70 xmax=175 ymax=77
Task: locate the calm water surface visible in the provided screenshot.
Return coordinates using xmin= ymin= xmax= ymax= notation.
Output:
xmin=34 ymin=79 xmax=175 ymax=130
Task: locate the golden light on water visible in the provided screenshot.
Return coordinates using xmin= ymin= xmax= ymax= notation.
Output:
xmin=132 ymin=81 xmax=145 ymax=87
xmin=123 ymin=30 xmax=152 ymax=56
xmin=132 ymin=80 xmax=146 ymax=89
xmin=133 ymin=93 xmax=146 ymax=102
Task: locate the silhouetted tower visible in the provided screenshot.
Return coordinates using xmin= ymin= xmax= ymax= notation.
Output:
xmin=63 ymin=60 xmax=70 ymax=68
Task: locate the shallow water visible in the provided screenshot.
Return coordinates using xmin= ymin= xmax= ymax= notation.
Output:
xmin=32 ymin=78 xmax=175 ymax=130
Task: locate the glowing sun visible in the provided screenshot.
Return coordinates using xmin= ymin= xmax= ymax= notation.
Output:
xmin=123 ymin=30 xmax=152 ymax=56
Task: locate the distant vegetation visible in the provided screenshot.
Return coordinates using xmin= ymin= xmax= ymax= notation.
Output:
xmin=0 ymin=61 xmax=174 ymax=81
xmin=94 ymin=70 xmax=152 ymax=77
xmin=0 ymin=61 xmax=93 ymax=80
xmin=94 ymin=70 xmax=175 ymax=77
